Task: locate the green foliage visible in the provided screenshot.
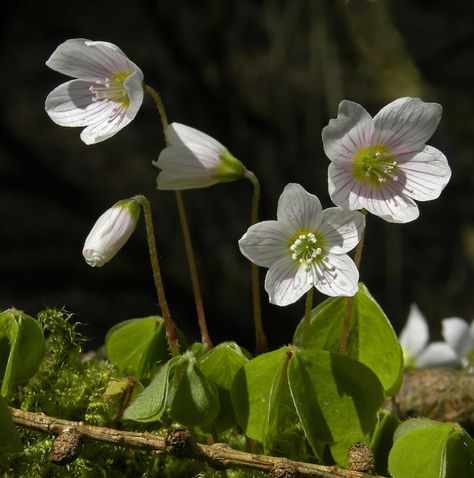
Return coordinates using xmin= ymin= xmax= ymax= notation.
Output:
xmin=0 ymin=393 xmax=22 ymax=459
xmin=0 ymin=308 xmax=46 ymax=398
xmin=232 ymin=346 xmax=384 ymax=460
xmin=105 ymin=315 xmax=187 ymax=379
xmin=293 ymin=283 xmax=404 ymax=395
xmin=19 ymin=308 xmax=114 ymax=421
xmin=388 ymin=419 xmax=474 ymax=478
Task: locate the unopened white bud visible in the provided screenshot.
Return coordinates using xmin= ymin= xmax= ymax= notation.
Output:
xmin=82 ymin=198 xmax=141 ymax=267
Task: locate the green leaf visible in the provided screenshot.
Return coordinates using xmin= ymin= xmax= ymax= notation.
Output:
xmin=293 ymin=283 xmax=403 ymax=395
xmin=388 ymin=420 xmax=474 ymax=478
xmin=287 ymin=348 xmax=384 ymax=450
xmin=231 ymin=347 xmax=308 ymax=458
xmin=106 ymin=316 xmax=186 ymax=378
xmin=198 ymin=342 xmax=250 ymax=390
xmin=0 ymin=394 xmax=21 ymax=454
xmin=123 ymin=357 xmax=180 ymax=422
xmin=369 ymin=410 xmax=399 ymax=475
xmin=197 ymin=342 xmax=251 ymax=433
xmin=0 ymin=309 xmax=46 ymax=397
xmin=170 ymin=359 xmax=219 ymax=427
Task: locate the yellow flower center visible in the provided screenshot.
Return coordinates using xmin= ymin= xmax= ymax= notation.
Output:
xmin=288 ymin=231 xmax=324 ymax=271
xmin=89 ymin=71 xmax=132 ymax=108
xmin=353 ymin=145 xmax=399 ymax=185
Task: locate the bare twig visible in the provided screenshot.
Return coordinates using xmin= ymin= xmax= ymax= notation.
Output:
xmin=10 ymin=407 xmax=384 ymax=478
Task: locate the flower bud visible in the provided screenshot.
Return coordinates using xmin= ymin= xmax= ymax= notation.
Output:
xmin=82 ymin=198 xmax=141 ymax=267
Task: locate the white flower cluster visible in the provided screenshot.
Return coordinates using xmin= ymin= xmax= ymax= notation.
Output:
xmin=45 ymin=40 xmax=452 ymax=309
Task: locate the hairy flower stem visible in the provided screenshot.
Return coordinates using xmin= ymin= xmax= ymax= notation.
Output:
xmin=302 ymin=288 xmax=314 ymax=348
xmin=338 ymin=210 xmax=367 ymax=355
xmin=135 ymin=195 xmax=180 ymax=357
xmin=244 ymin=169 xmax=267 ymax=354
xmin=145 ymin=85 xmax=212 ymax=350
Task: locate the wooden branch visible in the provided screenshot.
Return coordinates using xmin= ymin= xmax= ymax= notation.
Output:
xmin=10 ymin=407 xmax=383 ymax=478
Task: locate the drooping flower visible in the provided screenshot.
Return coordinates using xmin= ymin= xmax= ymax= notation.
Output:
xmin=238 ymin=183 xmax=365 ymax=306
xmin=83 ymin=198 xmax=141 ymax=267
xmin=322 ymin=97 xmax=451 ymax=223
xmin=441 ymin=317 xmax=474 ymax=368
xmin=154 ymin=123 xmax=245 ymax=190
xmin=45 ymin=39 xmax=144 ymax=145
xmin=398 ymin=304 xmax=460 ymax=369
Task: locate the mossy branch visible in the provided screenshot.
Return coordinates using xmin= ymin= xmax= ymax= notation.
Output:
xmin=10 ymin=407 xmax=383 ymax=478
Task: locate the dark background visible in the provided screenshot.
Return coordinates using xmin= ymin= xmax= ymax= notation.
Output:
xmin=1 ymin=0 xmax=473 ymax=351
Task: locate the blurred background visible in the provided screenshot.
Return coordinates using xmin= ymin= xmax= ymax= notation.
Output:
xmin=1 ymin=0 xmax=473 ymax=351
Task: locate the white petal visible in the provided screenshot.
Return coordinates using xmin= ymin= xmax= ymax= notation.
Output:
xmin=398 ymin=304 xmax=429 ymax=357
xmin=123 ymin=71 xmax=145 ymax=122
xmin=264 ymin=257 xmax=311 ymax=306
xmin=328 ymin=161 xmax=366 ymax=211
xmin=442 ymin=318 xmax=471 ymax=357
xmin=83 ymin=204 xmax=138 ymax=267
xmin=157 ymin=146 xmax=217 ymax=173
xmin=372 ymin=98 xmax=442 ymax=155
xmin=165 ymin=123 xmax=225 ymax=159
xmin=415 ymin=342 xmax=461 ymax=368
xmin=239 ymin=221 xmax=291 ymax=268
xmin=156 ymin=170 xmax=216 ymax=190
xmin=318 ymin=208 xmax=365 ymax=254
xmin=46 ymin=38 xmax=142 ymax=81
xmin=397 ymin=146 xmax=451 ymax=201
xmin=45 ymin=79 xmax=105 ymax=127
xmin=79 ymin=102 xmax=132 ymax=145
xmin=277 ymin=183 xmax=323 ymax=231
xmin=311 ymin=254 xmax=359 ymax=297
xmin=322 ymin=100 xmax=374 ymax=162
xmin=355 ymin=180 xmax=419 ymax=223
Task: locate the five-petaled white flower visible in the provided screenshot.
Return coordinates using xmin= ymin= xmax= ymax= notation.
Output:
xmin=83 ymin=198 xmax=141 ymax=267
xmin=154 ymin=123 xmax=245 ymax=190
xmin=238 ymin=183 xmax=365 ymax=306
xmin=399 ymin=304 xmax=463 ymax=369
xmin=45 ymin=39 xmax=144 ymax=145
xmin=322 ymin=97 xmax=451 ymax=223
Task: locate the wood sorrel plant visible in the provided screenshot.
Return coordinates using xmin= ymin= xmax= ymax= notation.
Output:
xmin=1 ymin=38 xmax=473 ymax=478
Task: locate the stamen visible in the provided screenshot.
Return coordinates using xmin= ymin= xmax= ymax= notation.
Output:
xmin=88 ymin=71 xmax=132 ymax=107
xmin=353 ymin=145 xmax=399 ymax=185
xmin=289 ymin=232 xmax=323 ymax=270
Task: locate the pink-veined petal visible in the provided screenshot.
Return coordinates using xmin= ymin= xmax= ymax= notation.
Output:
xmin=277 ymin=183 xmax=323 ymax=231
xmin=356 ymin=180 xmax=420 ymax=223
xmin=318 ymin=208 xmax=365 ymax=254
xmin=311 ymin=254 xmax=359 ymax=297
xmin=238 ymin=221 xmax=290 ymax=268
xmin=372 ymin=97 xmax=442 ymax=155
xmin=80 ymin=102 xmax=132 ymax=145
xmin=322 ymin=100 xmax=374 ymax=163
xmin=399 ymin=304 xmax=429 ymax=357
xmin=328 ymin=161 xmax=367 ymax=211
xmin=397 ymin=146 xmax=451 ymax=201
xmin=46 ymin=38 xmax=142 ymax=81
xmin=264 ymin=257 xmax=311 ymax=306
xmin=442 ymin=318 xmax=472 ymax=358
xmin=416 ymin=342 xmax=461 ymax=368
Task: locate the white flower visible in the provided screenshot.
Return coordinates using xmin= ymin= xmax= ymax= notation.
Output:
xmin=154 ymin=123 xmax=245 ymax=190
xmin=322 ymin=97 xmax=451 ymax=223
xmin=441 ymin=318 xmax=474 ymax=368
xmin=45 ymin=39 xmax=144 ymax=145
xmin=238 ymin=183 xmax=365 ymax=306
xmin=83 ymin=198 xmax=141 ymax=267
xmin=399 ymin=304 xmax=460 ymax=369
